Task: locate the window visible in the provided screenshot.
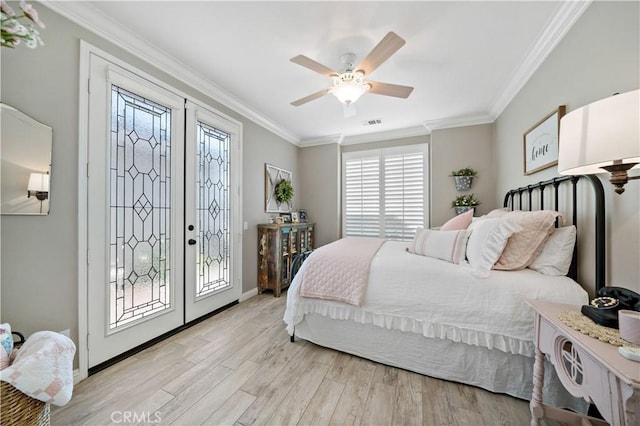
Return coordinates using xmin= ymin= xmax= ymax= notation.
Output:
xmin=342 ymin=144 xmax=428 ymax=241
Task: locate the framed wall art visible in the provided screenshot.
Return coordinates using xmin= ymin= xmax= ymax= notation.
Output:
xmin=523 ymin=105 xmax=566 ymax=175
xmin=265 ymin=163 xmax=293 ymax=213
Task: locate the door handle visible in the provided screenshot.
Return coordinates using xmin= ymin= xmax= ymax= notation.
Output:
xmin=188 ymin=239 xmax=197 ymax=245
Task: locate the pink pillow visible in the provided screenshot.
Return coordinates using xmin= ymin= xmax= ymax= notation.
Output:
xmin=486 ymin=208 xmax=509 ymax=218
xmin=441 ymin=208 xmax=474 ymax=231
xmin=493 ymin=210 xmax=560 ymax=271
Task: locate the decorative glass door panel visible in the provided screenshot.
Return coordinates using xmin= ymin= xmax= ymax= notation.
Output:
xmin=88 ymin=55 xmax=185 ymax=368
xmin=196 ymin=121 xmax=230 ymax=298
xmin=109 ymin=86 xmax=172 ymax=329
xmin=184 ymin=101 xmax=241 ymax=323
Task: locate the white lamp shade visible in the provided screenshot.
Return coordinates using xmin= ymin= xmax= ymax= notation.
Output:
xmin=558 ymin=89 xmax=640 ymax=175
xmin=28 ymin=173 xmax=50 ymax=192
xmin=330 ymin=81 xmax=370 ymax=105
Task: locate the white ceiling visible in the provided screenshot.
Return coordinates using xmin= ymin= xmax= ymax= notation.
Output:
xmin=48 ymin=1 xmax=590 ymax=146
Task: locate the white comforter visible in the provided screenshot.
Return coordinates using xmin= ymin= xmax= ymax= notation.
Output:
xmin=284 ymin=240 xmax=588 ymax=357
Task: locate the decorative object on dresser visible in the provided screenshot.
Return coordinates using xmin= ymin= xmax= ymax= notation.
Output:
xmin=450 ymin=167 xmax=477 ymax=191
xmin=264 ymin=163 xmax=293 ymax=213
xmin=279 ymin=212 xmax=292 ymax=223
xmin=558 ymin=89 xmax=640 ymax=194
xmin=298 ymin=209 xmax=307 ymax=222
xmin=523 ymin=105 xmax=566 ymax=175
xmin=257 ymin=222 xmax=314 ymax=297
xmin=528 ymin=300 xmax=639 ymax=426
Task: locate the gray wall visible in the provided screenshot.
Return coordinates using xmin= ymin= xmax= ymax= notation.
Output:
xmin=0 ymin=5 xmax=298 ymax=352
xmin=298 ymin=143 xmax=341 ymax=247
xmin=430 ymin=124 xmax=494 ymax=226
xmin=494 ymin=1 xmax=639 ymax=295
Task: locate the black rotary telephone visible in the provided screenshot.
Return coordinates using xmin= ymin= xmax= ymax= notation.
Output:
xmin=581 ymin=287 xmax=640 ymax=329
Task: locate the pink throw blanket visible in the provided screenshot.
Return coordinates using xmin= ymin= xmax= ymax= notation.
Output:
xmin=0 ymin=331 xmax=76 ymax=406
xmin=300 ymin=237 xmax=385 ymax=306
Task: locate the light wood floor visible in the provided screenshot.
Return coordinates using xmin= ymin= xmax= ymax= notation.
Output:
xmin=52 ymin=293 xmax=542 ymax=426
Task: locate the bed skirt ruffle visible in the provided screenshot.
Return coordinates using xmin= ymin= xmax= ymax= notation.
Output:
xmin=285 ymin=298 xmax=534 ymax=357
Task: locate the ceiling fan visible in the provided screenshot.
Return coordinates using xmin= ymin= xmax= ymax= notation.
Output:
xmin=290 ymin=32 xmax=414 ymax=108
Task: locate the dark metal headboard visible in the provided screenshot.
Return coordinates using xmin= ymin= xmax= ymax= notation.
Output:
xmin=502 ymin=175 xmax=605 ymax=293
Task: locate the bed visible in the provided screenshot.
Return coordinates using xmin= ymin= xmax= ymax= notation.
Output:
xmin=283 ymin=175 xmax=605 ymax=411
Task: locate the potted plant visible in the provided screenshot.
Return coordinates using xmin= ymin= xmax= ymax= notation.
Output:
xmin=275 ymin=179 xmax=294 ymax=205
xmin=450 ymin=167 xmax=478 ymax=191
xmin=451 ymin=193 xmax=480 ymax=215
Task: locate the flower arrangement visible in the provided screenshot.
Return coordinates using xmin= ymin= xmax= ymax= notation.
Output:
xmin=1 ymin=0 xmax=45 ymax=49
xmin=275 ymin=179 xmax=294 ymax=203
xmin=451 ymin=193 xmax=481 ymax=208
xmin=450 ymin=167 xmax=477 ymax=177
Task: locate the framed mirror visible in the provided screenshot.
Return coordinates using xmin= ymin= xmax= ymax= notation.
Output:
xmin=1 ymin=103 xmax=52 ymax=215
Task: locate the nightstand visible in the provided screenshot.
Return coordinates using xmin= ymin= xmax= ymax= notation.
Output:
xmin=528 ymin=300 xmax=640 ymax=426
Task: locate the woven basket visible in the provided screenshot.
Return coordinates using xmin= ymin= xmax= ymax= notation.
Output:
xmin=0 ymin=381 xmax=50 ymax=426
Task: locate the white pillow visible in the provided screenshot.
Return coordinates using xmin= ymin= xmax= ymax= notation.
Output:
xmin=466 ymin=218 xmax=522 ymax=277
xmin=408 ymin=228 xmax=470 ymax=264
xmin=529 ymin=225 xmax=576 ymax=276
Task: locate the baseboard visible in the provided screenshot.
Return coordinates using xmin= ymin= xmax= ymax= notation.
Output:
xmin=73 ymin=369 xmax=84 ymax=384
xmin=240 ymin=287 xmax=258 ymax=302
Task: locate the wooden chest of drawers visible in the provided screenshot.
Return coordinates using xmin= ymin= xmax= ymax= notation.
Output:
xmin=257 ymin=223 xmax=314 ymax=297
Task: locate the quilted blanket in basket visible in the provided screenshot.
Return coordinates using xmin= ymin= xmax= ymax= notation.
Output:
xmin=300 ymin=237 xmax=385 ymax=306
xmin=0 ymin=331 xmax=75 ymax=406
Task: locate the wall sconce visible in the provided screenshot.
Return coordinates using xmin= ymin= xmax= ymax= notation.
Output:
xmin=558 ymin=89 xmax=639 ymax=194
xmin=27 ymin=172 xmax=49 ymax=201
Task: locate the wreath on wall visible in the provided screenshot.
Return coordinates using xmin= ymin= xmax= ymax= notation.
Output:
xmin=275 ymin=179 xmax=294 ymax=203
xmin=265 ymin=164 xmax=293 ymax=213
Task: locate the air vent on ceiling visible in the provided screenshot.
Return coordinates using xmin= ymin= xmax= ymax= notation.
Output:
xmin=362 ymin=119 xmax=382 ymax=127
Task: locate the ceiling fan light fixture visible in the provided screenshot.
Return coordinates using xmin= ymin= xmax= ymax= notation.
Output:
xmin=330 ymin=71 xmax=371 ymax=105
xmin=290 ymin=32 xmax=413 ymax=107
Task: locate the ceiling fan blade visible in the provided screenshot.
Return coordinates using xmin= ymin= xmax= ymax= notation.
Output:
xmin=290 ymin=55 xmax=338 ymax=77
xmin=355 ymin=32 xmax=406 ymax=76
xmin=368 ymin=81 xmax=414 ymax=98
xmin=291 ymin=89 xmax=329 ymax=106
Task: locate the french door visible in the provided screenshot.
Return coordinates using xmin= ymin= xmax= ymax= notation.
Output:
xmin=87 ymin=54 xmax=241 ymax=368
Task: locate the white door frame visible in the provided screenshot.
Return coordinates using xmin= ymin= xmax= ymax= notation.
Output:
xmin=78 ymin=41 xmax=243 ymax=380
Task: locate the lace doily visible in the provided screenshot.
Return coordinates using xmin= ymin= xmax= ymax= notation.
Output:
xmin=560 ymin=310 xmax=639 ymax=348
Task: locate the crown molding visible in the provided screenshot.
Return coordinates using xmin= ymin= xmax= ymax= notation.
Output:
xmin=43 ymin=1 xmax=301 ymax=146
xmin=298 ymin=134 xmax=344 ymax=148
xmin=489 ymin=0 xmax=592 ymax=119
xmin=423 ymin=114 xmax=494 ymax=133
xmin=341 ymin=125 xmax=430 ymax=146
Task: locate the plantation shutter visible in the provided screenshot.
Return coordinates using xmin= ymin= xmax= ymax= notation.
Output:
xmin=383 ymin=151 xmax=425 ymax=240
xmin=343 ymin=144 xmax=428 ymax=241
xmin=344 ymin=154 xmax=381 ymax=237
